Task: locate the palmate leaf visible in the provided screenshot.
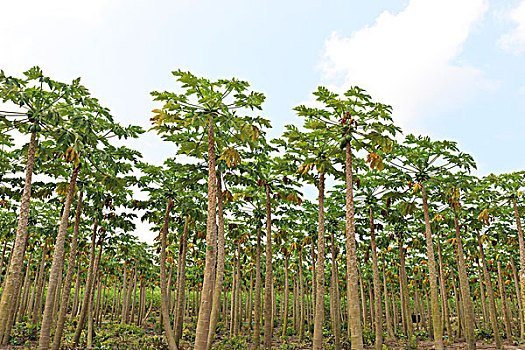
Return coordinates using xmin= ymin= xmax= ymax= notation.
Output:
xmin=366 ymin=152 xmax=384 ymax=171
xmin=477 ymin=209 xmax=491 ymax=226
xmin=218 ymin=147 xmax=241 ymax=168
xmin=285 ymin=192 xmax=302 ymax=205
xmin=297 ymin=162 xmax=313 ymax=175
xmin=240 ymin=123 xmax=261 ymax=142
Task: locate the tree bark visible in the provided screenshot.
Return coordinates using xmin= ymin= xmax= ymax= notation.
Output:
xmin=420 ymin=184 xmax=444 ymax=350
xmin=0 ymin=130 xmax=37 ymax=344
xmin=330 ymin=230 xmax=342 ymax=350
xmin=497 ymin=261 xmax=512 ymax=338
xmin=454 ymin=216 xmax=476 ymax=349
xmin=510 ymin=255 xmax=524 ymax=339
xmin=369 ymin=207 xmax=383 ymax=350
xmin=39 ymin=164 xmax=81 ymax=350
xmin=160 ymin=200 xmax=178 ymax=350
xmin=344 ymin=142 xmax=363 ymax=349
xmin=254 ymin=227 xmax=262 ymax=347
xmin=436 ymin=237 xmax=452 ymax=338
xmin=476 ymin=229 xmax=502 ymax=349
xmin=512 ymin=198 xmax=525 ymax=339
xmin=72 ymin=220 xmax=99 ymax=346
xmin=51 ymin=191 xmax=83 ymax=350
xmin=282 ymin=254 xmax=289 ymax=337
xmin=313 ymin=171 xmax=325 ymax=350
xmin=174 ymin=216 xmax=189 ymax=346
xmin=207 ymin=171 xmax=226 ymax=349
xmin=194 ymin=118 xmax=218 ymax=350
xmin=383 ymin=260 xmax=394 ymax=341
xmin=264 ymin=184 xmax=273 ymax=350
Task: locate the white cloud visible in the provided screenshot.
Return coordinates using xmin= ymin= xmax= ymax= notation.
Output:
xmin=320 ymin=0 xmax=490 ymax=125
xmin=500 ymin=1 xmax=525 ymax=53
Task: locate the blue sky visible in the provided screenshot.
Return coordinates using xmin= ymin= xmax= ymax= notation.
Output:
xmin=2 ymin=0 xmax=524 ymax=241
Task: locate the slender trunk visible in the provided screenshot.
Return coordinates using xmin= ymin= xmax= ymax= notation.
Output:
xmin=497 ymin=261 xmax=512 ymax=338
xmin=420 ymin=184 xmax=443 ymax=350
xmin=453 ymin=275 xmax=463 ymax=339
xmin=87 ymin=238 xmax=103 ymax=350
xmin=311 ymin=239 xmax=316 ymax=320
xmin=399 ymin=242 xmax=413 ymax=339
xmin=383 ymin=260 xmax=394 ymax=341
xmin=72 ymin=221 xmax=98 ymax=346
xmin=478 ymin=264 xmax=488 ymax=328
xmin=436 ymin=237 xmax=451 ymax=338
xmin=369 ymin=207 xmax=383 ymax=350
xmin=207 ymin=172 xmax=226 ymax=349
xmin=249 ymin=270 xmax=253 ymax=330
xmin=313 ymin=171 xmax=325 ymax=350
xmin=121 ymin=262 xmax=128 ymax=323
xmin=159 ymin=200 xmax=177 ymax=350
xmin=298 ymin=250 xmax=305 ymax=340
xmin=282 ymin=254 xmax=289 ymax=337
xmin=454 ymin=216 xmax=476 ymax=349
xmin=194 ymin=118 xmax=218 ymax=350
xmin=0 ymin=130 xmax=37 ymax=344
xmin=32 ymin=242 xmax=47 ymax=324
xmin=72 ymin=264 xmax=82 ymax=318
xmin=230 ymin=255 xmax=237 ymax=336
xmin=174 ymin=216 xmax=189 ymax=346
xmin=235 ymin=245 xmax=241 ymax=335
xmin=392 ymin=291 xmax=398 ymax=335
xmin=330 ymin=230 xmax=342 ymax=350
xmin=512 ymin=198 xmax=525 ymax=339
xmin=130 ymin=266 xmax=138 ymax=324
xmin=39 ymin=165 xmax=80 ymax=350
xmin=264 ymin=184 xmax=273 ymax=350
xmin=511 ymin=256 xmax=524 ymax=338
xmin=344 ymin=142 xmax=363 ymax=349
xmin=87 ymin=278 xmax=96 ymax=350
xmin=254 ymin=228 xmax=262 ymax=347
xmin=123 ymin=262 xmax=135 ymax=324
xmin=17 ymin=252 xmax=33 ymax=323
xmin=51 ymin=192 xmax=83 ymax=350
xmin=477 ymin=230 xmax=502 ymax=349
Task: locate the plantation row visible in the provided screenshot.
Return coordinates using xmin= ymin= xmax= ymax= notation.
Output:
xmin=0 ymin=67 xmax=523 ymax=350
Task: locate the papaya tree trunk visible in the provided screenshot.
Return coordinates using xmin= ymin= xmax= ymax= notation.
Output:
xmin=51 ymin=191 xmax=83 ymax=350
xmin=383 ymin=259 xmax=394 ymax=341
xmin=510 ymin=255 xmax=524 ymax=338
xmin=174 ymin=216 xmax=189 ymax=346
xmin=0 ymin=130 xmax=37 ymax=344
xmin=344 ymin=141 xmax=363 ymax=350
xmin=160 ymin=200 xmax=177 ymax=350
xmin=436 ymin=237 xmax=451 ymax=338
xmin=497 ymin=261 xmax=512 ymax=338
xmin=454 ymin=216 xmax=476 ymax=350
xmin=330 ymin=230 xmax=342 ymax=350
xmin=420 ymin=184 xmax=444 ymax=350
xmin=476 ymin=229 xmax=502 ymax=349
xmin=512 ymin=198 xmax=525 ymax=339
xmin=72 ymin=220 xmax=99 ymax=346
xmin=194 ymin=117 xmax=218 ymax=350
xmin=207 ymin=171 xmax=226 ymax=349
xmin=282 ymin=254 xmax=289 ymax=337
xmin=369 ymin=207 xmax=383 ymax=350
xmin=254 ymin=227 xmax=262 ymax=347
xmin=39 ymin=164 xmax=81 ymax=350
xmin=264 ymin=184 xmax=273 ymax=350
xmin=313 ymin=171 xmax=325 ymax=350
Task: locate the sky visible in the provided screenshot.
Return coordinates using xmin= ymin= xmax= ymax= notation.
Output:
xmin=1 ymin=0 xmax=524 ymax=243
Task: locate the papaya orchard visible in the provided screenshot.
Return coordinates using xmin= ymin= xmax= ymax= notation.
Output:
xmin=0 ymin=67 xmax=523 ymax=350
